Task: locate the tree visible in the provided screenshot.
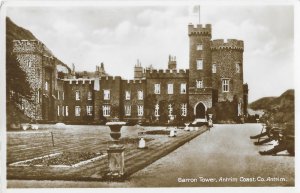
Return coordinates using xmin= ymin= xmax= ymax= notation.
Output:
xmin=144 ymin=94 xmax=157 ymax=121
xmin=6 ymin=46 xmax=33 ymax=127
xmin=159 ymin=100 xmax=168 ymax=123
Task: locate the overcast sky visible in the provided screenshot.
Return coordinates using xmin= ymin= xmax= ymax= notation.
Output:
xmin=6 ymin=5 xmax=293 ymax=102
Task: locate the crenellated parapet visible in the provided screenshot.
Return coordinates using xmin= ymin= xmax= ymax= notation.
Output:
xmin=64 ymin=76 xmax=122 ymax=84
xmin=145 ymin=69 xmax=188 ymax=79
xmin=188 ymin=24 xmax=211 ymax=37
xmin=211 ymin=39 xmax=244 ymax=51
xmin=123 ymin=79 xmax=146 ymax=84
xmin=13 ymin=40 xmax=44 ymax=53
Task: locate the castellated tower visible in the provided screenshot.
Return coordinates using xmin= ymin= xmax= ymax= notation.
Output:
xmin=168 ymin=55 xmax=177 ymax=70
xmin=12 ymin=40 xmax=44 ymax=120
xmin=13 ymin=40 xmax=57 ymax=121
xmin=188 ymin=24 xmax=212 ymax=89
xmin=188 ymin=24 xmax=213 ymax=120
xmin=211 ymin=39 xmax=244 ymax=102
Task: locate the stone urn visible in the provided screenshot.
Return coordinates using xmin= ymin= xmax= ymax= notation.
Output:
xmin=138 ymin=137 xmax=146 ymax=149
xmin=106 ymin=121 xmax=126 ymax=179
xmin=106 ymin=122 xmax=126 ymax=144
xmin=184 ymin=123 xmax=189 ymax=131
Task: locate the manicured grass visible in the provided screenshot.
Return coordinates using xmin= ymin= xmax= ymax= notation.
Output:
xmin=7 ymin=125 xmax=208 ymax=181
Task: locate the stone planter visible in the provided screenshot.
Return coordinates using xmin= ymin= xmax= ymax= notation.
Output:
xmin=184 ymin=123 xmax=189 ymax=131
xmin=106 ymin=122 xmax=126 ymax=179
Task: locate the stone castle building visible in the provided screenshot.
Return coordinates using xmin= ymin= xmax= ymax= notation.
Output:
xmin=12 ymin=23 xmax=248 ymax=124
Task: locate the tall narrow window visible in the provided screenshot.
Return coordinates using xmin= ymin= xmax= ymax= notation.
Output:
xmin=57 ymin=106 xmax=60 ymax=116
xmin=125 ymin=91 xmax=130 ymax=100
xmin=168 ymin=104 xmax=173 ymax=116
xmin=104 ymin=90 xmax=110 ymax=100
xmin=45 ymin=81 xmax=48 ymax=91
xmin=62 ymin=106 xmax=65 ymax=116
xmin=138 ymin=90 xmax=143 ymax=100
xmin=57 ymin=91 xmax=60 ymax=100
xmin=137 ymin=105 xmax=144 ymax=116
xmin=154 ymin=104 xmax=159 ymax=117
xmin=236 ymin=63 xmax=240 ymax=73
xmin=75 ymin=90 xmax=80 ymax=100
xmin=75 ymin=106 xmax=81 ymax=116
xmin=103 ymin=105 xmax=111 ymax=117
xmin=196 ymin=80 xmax=203 ymax=88
xmin=86 ymin=106 xmax=93 ymax=116
xmin=62 ymin=91 xmax=65 ymax=100
xmin=154 ymin=84 xmax=160 ymax=94
xmin=180 ymin=83 xmax=186 ymax=94
xmin=65 ymin=106 xmax=69 ymax=117
xmin=87 ymin=91 xmax=92 ymax=100
xmin=125 ymin=105 xmax=131 ymax=116
xmin=196 ymin=59 xmax=203 ymax=70
xmin=181 ymin=103 xmax=187 ymax=116
xmin=37 ymin=90 xmax=40 ymax=103
xmin=212 ymin=64 xmax=217 ymax=73
xmin=167 ymin=84 xmax=173 ymax=94
xmin=222 ymin=79 xmax=230 ymax=92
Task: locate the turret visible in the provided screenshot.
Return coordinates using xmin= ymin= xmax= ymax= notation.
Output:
xmin=211 ymin=39 xmax=244 ymax=102
xmin=168 ymin=55 xmax=177 ymax=70
xmin=95 ymin=62 xmax=106 ymax=76
xmin=134 ymin=59 xmax=144 ymax=80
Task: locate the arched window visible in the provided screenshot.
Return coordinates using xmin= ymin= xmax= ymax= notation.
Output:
xmin=212 ymin=64 xmax=217 ymax=73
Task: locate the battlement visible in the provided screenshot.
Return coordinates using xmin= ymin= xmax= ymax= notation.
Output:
xmin=211 ymin=39 xmax=244 ymax=51
xmin=64 ymin=76 xmax=121 ymax=84
xmin=64 ymin=78 xmax=94 ymax=85
xmin=102 ymin=76 xmax=122 ymax=81
xmin=188 ymin=24 xmax=212 ymax=36
xmin=13 ymin=40 xmax=44 ymax=53
xmin=123 ymin=79 xmax=146 ymax=84
xmin=145 ymin=68 xmax=188 ymax=79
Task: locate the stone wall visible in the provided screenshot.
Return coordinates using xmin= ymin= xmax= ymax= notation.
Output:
xmin=211 ymin=47 xmax=244 ymax=103
xmin=188 ymin=24 xmax=212 ymax=90
xmin=121 ymin=79 xmax=146 ymax=120
xmin=13 ymin=41 xmax=43 ymax=120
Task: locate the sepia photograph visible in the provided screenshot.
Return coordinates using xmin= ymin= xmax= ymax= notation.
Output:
xmin=3 ymin=0 xmax=296 ymax=191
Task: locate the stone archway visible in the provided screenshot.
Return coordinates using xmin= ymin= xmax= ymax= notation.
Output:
xmin=194 ymin=102 xmax=206 ymax=120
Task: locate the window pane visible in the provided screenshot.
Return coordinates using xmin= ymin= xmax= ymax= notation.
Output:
xmin=180 ymin=83 xmax=186 ymax=94
xmin=197 ymin=60 xmax=203 ymax=70
xmin=168 ymin=84 xmax=173 ymax=94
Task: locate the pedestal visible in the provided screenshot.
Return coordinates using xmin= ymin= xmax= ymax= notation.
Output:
xmin=107 ymin=146 xmax=125 ymax=179
xmin=106 ymin=122 xmax=126 ymax=180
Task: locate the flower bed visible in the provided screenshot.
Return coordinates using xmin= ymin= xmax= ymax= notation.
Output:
xmin=144 ymin=130 xmax=170 ymax=135
xmin=22 ymin=152 xmax=104 ymax=166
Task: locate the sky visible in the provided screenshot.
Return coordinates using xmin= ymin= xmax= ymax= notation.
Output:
xmin=6 ymin=4 xmax=294 ymax=102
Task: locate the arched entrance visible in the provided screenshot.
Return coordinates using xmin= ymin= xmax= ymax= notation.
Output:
xmin=194 ymin=102 xmax=206 ymax=120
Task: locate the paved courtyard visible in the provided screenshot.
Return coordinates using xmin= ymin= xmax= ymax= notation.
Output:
xmin=8 ymin=124 xmax=294 ymax=188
